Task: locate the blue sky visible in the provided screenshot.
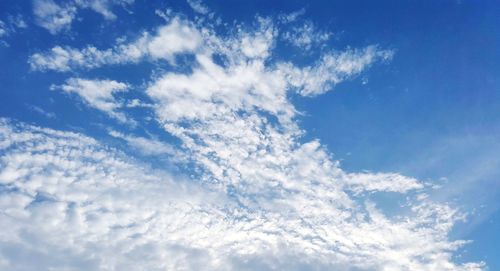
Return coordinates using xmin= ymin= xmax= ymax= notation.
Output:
xmin=0 ymin=0 xmax=498 ymax=270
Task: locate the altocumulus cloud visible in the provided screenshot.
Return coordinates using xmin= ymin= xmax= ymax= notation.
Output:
xmin=0 ymin=3 xmax=486 ymax=271
xmin=32 ymin=0 xmax=134 ymax=34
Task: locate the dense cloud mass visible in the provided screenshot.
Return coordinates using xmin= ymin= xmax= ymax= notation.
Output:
xmin=0 ymin=2 xmax=486 ymax=270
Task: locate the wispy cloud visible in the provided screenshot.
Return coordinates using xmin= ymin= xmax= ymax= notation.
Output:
xmin=0 ymin=14 xmax=27 ymax=36
xmin=108 ymin=129 xmax=182 ymax=158
xmin=278 ymin=8 xmax=306 ymax=23
xmin=32 ymin=0 xmax=134 ymax=34
xmin=282 ymin=21 xmax=331 ymax=50
xmin=51 ymin=78 xmax=129 ymax=122
xmin=27 ymin=104 xmax=56 ymax=119
xmin=0 ymin=14 xmax=28 ymax=45
xmin=186 ymin=0 xmax=210 ymax=15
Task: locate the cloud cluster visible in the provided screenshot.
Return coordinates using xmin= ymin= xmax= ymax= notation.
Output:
xmin=51 ymin=77 xmax=129 ymax=122
xmin=5 ymin=4 xmax=487 ymax=270
xmin=32 ymin=0 xmax=134 ymax=34
xmin=0 ymin=119 xmax=228 ymax=270
xmin=282 ymin=21 xmax=331 ymax=51
xmin=0 ymin=119 xmax=482 ymax=271
xmin=0 ymin=115 xmax=483 ymax=270
xmin=29 ymin=18 xmax=201 ymax=71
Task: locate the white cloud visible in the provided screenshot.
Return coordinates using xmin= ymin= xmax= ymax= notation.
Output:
xmin=344 ymin=172 xmax=423 ymax=194
xmin=21 ymin=10 xmax=486 ymax=271
xmin=142 ymin=16 xmax=479 ymax=270
xmin=29 ymin=46 xmax=106 ymax=72
xmin=33 ymin=0 xmax=77 ymax=34
xmin=278 ymin=8 xmax=306 ymax=23
xmin=0 ymin=118 xmax=485 ymax=270
xmin=75 ymin=0 xmax=135 ymax=20
xmin=125 ymin=98 xmax=153 ymax=108
xmin=284 ymin=45 xmax=394 ymax=96
xmin=282 ymin=21 xmax=331 ymax=50
xmin=51 ymin=78 xmax=129 ymax=122
xmin=0 ymin=119 xmax=228 ymax=270
xmin=186 ymin=0 xmax=210 ymax=15
xmin=146 ymin=26 xmax=391 ymax=124
xmin=154 ymin=8 xmax=174 ymax=22
xmin=146 ymin=18 xmax=202 ymax=61
xmin=33 ymin=0 xmax=134 ymax=34
xmin=108 ymin=130 xmax=183 ymax=158
xmin=29 ymin=18 xmax=202 ymax=71
xmin=29 ymin=17 xmax=390 ymax=100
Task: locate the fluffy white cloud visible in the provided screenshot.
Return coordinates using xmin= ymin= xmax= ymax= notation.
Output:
xmin=32 ymin=0 xmax=134 ymax=34
xmin=51 ymin=78 xmax=129 ymax=122
xmin=0 ymin=119 xmax=228 ymax=271
xmin=0 ymin=117 xmax=483 ymax=270
xmin=33 ymin=0 xmax=78 ymax=34
xmin=29 ymin=18 xmax=202 ymax=71
xmin=145 ymin=18 xmax=202 ymax=61
xmin=29 ymin=46 xmax=112 ymax=71
xmin=28 ymin=17 xmax=390 ymax=100
xmin=142 ymin=15 xmax=480 ymax=270
xmin=18 ymin=8 xmax=486 ymax=271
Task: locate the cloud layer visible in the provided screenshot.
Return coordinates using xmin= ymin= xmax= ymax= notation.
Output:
xmin=0 ymin=4 xmax=486 ymax=271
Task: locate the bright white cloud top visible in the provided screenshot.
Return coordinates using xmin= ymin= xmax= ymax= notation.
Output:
xmin=0 ymin=2 xmax=487 ymax=271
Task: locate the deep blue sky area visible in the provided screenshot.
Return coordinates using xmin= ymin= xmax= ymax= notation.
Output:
xmin=0 ymin=0 xmax=499 ymax=270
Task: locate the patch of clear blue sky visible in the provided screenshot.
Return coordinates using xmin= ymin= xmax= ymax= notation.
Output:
xmin=0 ymin=0 xmax=498 ymax=268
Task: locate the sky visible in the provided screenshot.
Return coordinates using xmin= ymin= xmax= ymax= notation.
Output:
xmin=0 ymin=0 xmax=499 ymax=270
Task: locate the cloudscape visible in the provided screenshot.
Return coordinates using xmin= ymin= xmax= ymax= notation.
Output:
xmin=0 ymin=1 xmax=499 ymax=270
